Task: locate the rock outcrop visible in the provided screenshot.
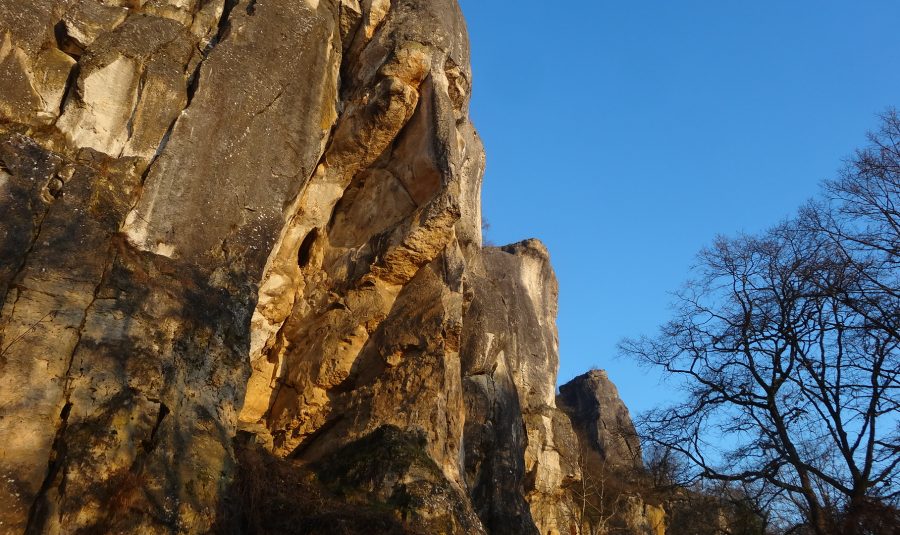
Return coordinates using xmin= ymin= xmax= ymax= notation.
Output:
xmin=461 ymin=240 xmax=580 ymax=535
xmin=558 ymin=369 xmax=642 ymax=470
xmin=0 ymin=1 xmax=657 ymax=534
xmin=558 ymin=371 xmax=666 ymax=535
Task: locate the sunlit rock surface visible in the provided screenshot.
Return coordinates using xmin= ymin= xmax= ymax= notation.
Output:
xmin=0 ymin=1 xmax=656 ymax=533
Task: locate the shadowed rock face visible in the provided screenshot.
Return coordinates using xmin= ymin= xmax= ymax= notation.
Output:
xmin=461 ymin=240 xmax=574 ymax=535
xmin=558 ymin=370 xmax=643 ymax=469
xmin=0 ymin=1 xmax=646 ymax=534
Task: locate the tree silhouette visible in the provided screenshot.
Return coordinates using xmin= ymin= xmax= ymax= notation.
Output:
xmin=621 ymin=111 xmax=900 ymax=535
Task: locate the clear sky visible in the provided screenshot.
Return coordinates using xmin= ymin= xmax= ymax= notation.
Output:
xmin=458 ymin=1 xmax=900 ymax=416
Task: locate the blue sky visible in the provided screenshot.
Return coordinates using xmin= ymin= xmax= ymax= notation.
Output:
xmin=458 ymin=1 xmax=900 ymax=415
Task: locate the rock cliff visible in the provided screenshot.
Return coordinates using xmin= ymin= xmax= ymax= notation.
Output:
xmin=0 ymin=1 xmax=654 ymax=534
xmin=558 ymin=370 xmax=642 ymax=470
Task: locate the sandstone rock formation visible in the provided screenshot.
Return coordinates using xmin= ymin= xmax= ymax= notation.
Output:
xmin=558 ymin=369 xmax=642 ymax=470
xmin=0 ymin=1 xmax=658 ymax=534
xmin=461 ymin=240 xmax=580 ymax=535
xmin=557 ymin=371 xmax=666 ymax=535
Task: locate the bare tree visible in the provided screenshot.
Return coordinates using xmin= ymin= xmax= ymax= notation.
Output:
xmin=643 ymin=444 xmax=770 ymax=535
xmin=562 ymin=446 xmax=630 ymax=535
xmin=621 ymin=111 xmax=900 ymax=535
xmin=802 ymin=108 xmax=900 ymax=341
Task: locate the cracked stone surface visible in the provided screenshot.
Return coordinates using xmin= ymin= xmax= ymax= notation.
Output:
xmin=0 ymin=1 xmax=656 ymax=534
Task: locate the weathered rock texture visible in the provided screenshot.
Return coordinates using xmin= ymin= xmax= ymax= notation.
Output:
xmin=558 ymin=371 xmax=666 ymax=535
xmin=559 ymin=370 xmax=642 ymax=470
xmin=0 ymin=1 xmax=654 ymax=534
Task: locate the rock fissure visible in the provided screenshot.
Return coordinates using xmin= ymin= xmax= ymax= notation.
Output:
xmin=58 ymin=245 xmax=119 ymax=396
xmin=208 ymin=0 xmax=241 ymax=54
xmin=250 ymin=87 xmax=284 ymax=120
xmin=3 ymin=195 xmax=160 ymax=527
xmin=142 ymin=402 xmax=170 ymax=454
xmin=0 ymin=2 xmax=667 ymax=534
xmin=184 ymin=55 xmax=204 ymax=105
xmin=23 ymin=401 xmax=72 ymax=535
xmin=0 ymin=204 xmax=50 ymax=308
xmin=140 ymin=110 xmax=179 ymax=179
xmin=122 ymin=66 xmax=147 ymax=149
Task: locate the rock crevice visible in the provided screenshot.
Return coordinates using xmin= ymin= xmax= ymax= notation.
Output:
xmin=0 ymin=2 xmax=656 ymax=534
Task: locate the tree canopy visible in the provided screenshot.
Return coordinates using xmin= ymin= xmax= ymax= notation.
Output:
xmin=622 ymin=110 xmax=900 ymax=535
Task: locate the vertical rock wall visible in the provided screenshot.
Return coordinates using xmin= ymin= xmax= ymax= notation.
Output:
xmin=1 ymin=0 xmax=345 ymax=532
xmin=0 ymin=1 xmax=653 ymax=534
xmin=461 ymin=240 xmax=581 ymax=535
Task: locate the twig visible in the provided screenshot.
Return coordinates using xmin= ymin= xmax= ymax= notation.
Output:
xmin=0 ymin=310 xmax=57 ymax=357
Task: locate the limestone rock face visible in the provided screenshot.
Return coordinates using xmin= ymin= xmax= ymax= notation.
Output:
xmin=0 ymin=1 xmax=647 ymax=534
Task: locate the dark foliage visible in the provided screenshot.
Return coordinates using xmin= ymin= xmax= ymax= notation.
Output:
xmin=213 ymin=431 xmax=418 ymax=535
